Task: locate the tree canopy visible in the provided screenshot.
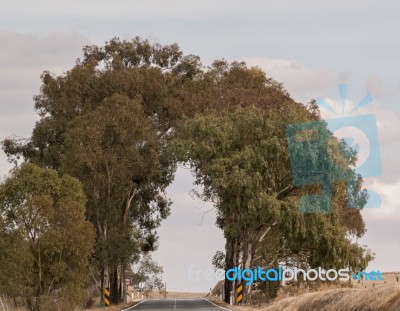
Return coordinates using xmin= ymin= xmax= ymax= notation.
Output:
xmin=0 ymin=163 xmax=94 ymax=310
xmin=1 ymin=37 xmax=373 ymax=306
xmin=173 ymin=97 xmax=370 ymax=303
xmin=2 ymin=37 xmax=193 ymax=305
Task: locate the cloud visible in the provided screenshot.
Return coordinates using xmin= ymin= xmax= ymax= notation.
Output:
xmin=363 ymin=180 xmax=400 ymax=222
xmin=242 ymin=56 xmax=337 ymax=102
xmin=360 ymin=186 xmax=400 ymax=272
xmin=242 ymin=56 xmax=399 ymax=185
xmin=240 ymin=56 xmax=400 ymax=273
xmin=153 ymin=167 xmax=225 ymax=292
xmin=0 ymin=31 xmax=90 ymax=176
xmin=316 ymin=96 xmax=400 ymax=184
xmin=0 ymin=31 xmax=89 ymax=113
xmin=360 ymin=218 xmax=400 ymax=272
xmin=366 ymin=74 xmax=383 ymax=99
xmin=3 ymin=0 xmax=400 ymax=23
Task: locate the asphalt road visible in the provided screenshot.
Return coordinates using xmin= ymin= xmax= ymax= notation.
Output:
xmin=125 ymin=298 xmax=232 ymax=310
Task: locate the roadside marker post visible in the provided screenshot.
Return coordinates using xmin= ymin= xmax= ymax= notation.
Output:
xmin=236 ymin=283 xmax=243 ymax=305
xmin=104 ymin=287 xmax=110 ymax=306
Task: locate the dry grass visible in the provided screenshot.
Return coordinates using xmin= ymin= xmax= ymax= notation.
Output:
xmin=351 ymin=272 xmax=399 ymax=289
xmin=148 ymin=291 xmax=207 ymax=299
xmin=87 ymin=302 xmax=133 ymax=311
xmin=208 ymin=272 xmax=400 ymax=311
xmin=236 ymin=286 xmax=400 ymax=311
xmin=268 ymin=286 xmax=400 ymax=311
xmin=0 ymin=297 xmax=27 ymax=311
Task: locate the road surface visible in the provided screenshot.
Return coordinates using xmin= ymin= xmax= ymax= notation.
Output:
xmin=124 ymin=298 xmax=232 ymax=310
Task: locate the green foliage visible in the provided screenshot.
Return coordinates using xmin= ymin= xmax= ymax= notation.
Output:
xmin=1 ymin=37 xmax=192 ymax=305
xmin=130 ymin=254 xmax=164 ymax=294
xmin=0 ymin=163 xmax=95 ymax=310
xmin=212 ymin=250 xmax=226 ymax=270
xmin=0 ymin=37 xmax=373 ymax=305
xmin=254 ymin=264 xmax=281 ymax=302
xmin=174 ymin=104 xmax=372 ymax=301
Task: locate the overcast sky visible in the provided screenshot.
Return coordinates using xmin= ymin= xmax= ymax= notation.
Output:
xmin=0 ymin=0 xmax=399 ymax=292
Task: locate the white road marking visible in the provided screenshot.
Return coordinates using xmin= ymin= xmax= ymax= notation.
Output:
xmin=121 ymin=299 xmax=149 ymax=310
xmin=122 ymin=297 xmax=231 ymax=310
xmin=201 ymin=297 xmax=232 ymax=311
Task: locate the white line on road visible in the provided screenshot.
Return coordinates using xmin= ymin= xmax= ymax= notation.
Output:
xmin=121 ymin=299 xmax=149 ymax=310
xmin=174 ymin=298 xmax=176 ymax=309
xmin=201 ymin=297 xmax=232 ymax=311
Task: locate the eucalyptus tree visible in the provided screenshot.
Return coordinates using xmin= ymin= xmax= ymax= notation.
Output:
xmin=174 ymin=97 xmax=370 ymax=302
xmin=0 ymin=163 xmax=94 ymax=310
xmin=1 ymin=38 xmax=371 ymax=305
xmin=2 ymin=37 xmax=201 ymax=304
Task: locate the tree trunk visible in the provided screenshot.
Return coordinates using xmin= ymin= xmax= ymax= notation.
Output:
xmin=121 ymin=265 xmax=127 ymax=302
xmin=110 ymin=265 xmax=119 ymax=304
xmin=243 ymin=241 xmax=256 ymax=303
xmin=224 ymin=237 xmax=235 ymax=304
xmin=224 ymin=236 xmax=240 ymax=304
xmin=100 ymin=266 xmax=105 ymax=305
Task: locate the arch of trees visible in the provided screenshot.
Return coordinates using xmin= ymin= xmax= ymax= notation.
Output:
xmin=1 ymin=37 xmax=371 ymax=309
